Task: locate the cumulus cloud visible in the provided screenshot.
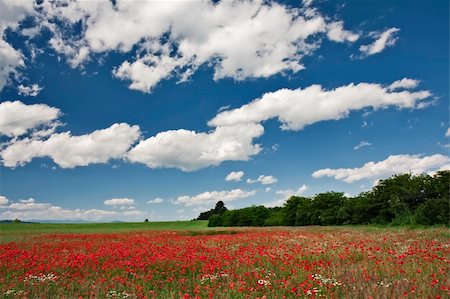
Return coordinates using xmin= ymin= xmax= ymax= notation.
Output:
xmin=388 ymin=78 xmax=420 ymax=91
xmin=312 ymin=154 xmax=450 ymax=183
xmin=175 ymin=189 xmax=256 ymax=206
xmin=354 ymin=141 xmax=372 ymax=150
xmin=359 ymin=27 xmax=400 ymax=57
xmin=265 ymin=184 xmax=309 ymax=207
xmin=0 ymin=197 xmax=142 ymax=221
xmin=0 ymin=77 xmax=436 ymax=172
xmin=0 ymin=101 xmax=61 ymax=137
xmin=446 ymin=128 xmax=450 ymax=137
xmin=1 ymin=78 xmax=433 ymax=171
xmin=1 ymin=123 xmax=141 ymax=168
xmin=225 ymin=171 xmax=244 ymax=182
xmin=32 ymin=0 xmax=362 ymax=93
xmin=147 ymin=198 xmax=164 ymax=204
xmin=247 ymin=175 xmax=278 ymax=185
xmin=0 ymin=1 xmax=35 ymax=91
xmin=326 ymin=21 xmax=359 ymax=43
xmin=0 ymin=39 xmax=24 ymax=90
xmin=127 ymin=123 xmax=263 ymax=171
xmin=276 ymin=184 xmax=309 ymax=199
xmin=0 ymin=100 xmax=262 ymax=172
xmin=17 ymin=83 xmax=43 ymax=96
xmin=209 ymin=79 xmax=431 ymax=131
xmin=104 ymin=198 xmax=135 ymax=206
xmin=0 ymin=195 xmax=9 ymax=205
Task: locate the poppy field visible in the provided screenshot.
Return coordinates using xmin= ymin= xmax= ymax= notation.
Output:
xmin=1 ymin=226 xmax=449 ymax=298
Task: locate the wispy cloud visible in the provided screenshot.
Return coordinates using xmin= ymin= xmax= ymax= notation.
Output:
xmin=358 ymin=28 xmax=400 ymax=58
xmin=247 ymin=175 xmax=278 ymax=185
xmin=354 ymin=141 xmax=372 ymax=150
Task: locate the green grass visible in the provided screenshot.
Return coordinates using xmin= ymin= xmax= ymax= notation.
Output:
xmin=0 ymin=221 xmax=209 ymax=243
xmin=2 ymin=222 xmax=447 ymax=244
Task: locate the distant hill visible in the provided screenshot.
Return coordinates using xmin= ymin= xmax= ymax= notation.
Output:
xmin=28 ymin=219 xmax=93 ymax=224
xmin=0 ymin=220 xmax=36 ymax=224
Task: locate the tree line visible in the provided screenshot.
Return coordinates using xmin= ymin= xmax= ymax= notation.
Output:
xmin=202 ymin=171 xmax=449 ymax=227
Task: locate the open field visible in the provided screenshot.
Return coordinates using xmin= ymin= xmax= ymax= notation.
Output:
xmin=0 ymin=224 xmax=449 ymax=298
xmin=0 ymin=221 xmax=209 ymax=243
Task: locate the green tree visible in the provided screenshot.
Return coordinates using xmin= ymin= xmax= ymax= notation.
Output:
xmin=208 ymin=214 xmax=224 ymax=227
xmin=237 ymin=207 xmax=253 ymax=226
xmin=310 ymin=192 xmax=346 ymax=225
xmin=414 ymin=198 xmax=449 ymax=225
xmin=197 ymin=201 xmax=228 ymax=220
xmin=222 ymin=210 xmax=240 ymax=227
xmin=294 ymin=197 xmax=313 ymax=226
xmin=264 ymin=208 xmax=284 ymax=226
xmin=250 ymin=206 xmax=270 ymax=226
xmin=282 ymin=196 xmax=303 ymax=226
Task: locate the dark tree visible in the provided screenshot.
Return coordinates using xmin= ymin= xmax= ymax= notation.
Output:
xmin=282 ymin=196 xmax=303 ymax=226
xmin=310 ymin=192 xmax=346 ymax=225
xmin=208 ymin=214 xmax=224 ymax=227
xmin=196 ymin=201 xmax=228 ymax=220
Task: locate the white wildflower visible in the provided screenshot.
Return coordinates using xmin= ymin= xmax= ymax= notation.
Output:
xmin=257 ymin=279 xmax=271 ymax=286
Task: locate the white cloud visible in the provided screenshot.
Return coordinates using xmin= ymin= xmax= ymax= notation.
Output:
xmin=445 ymin=128 xmax=450 ymax=137
xmin=0 ymin=197 xmax=142 ymax=221
xmin=0 ymin=39 xmax=24 ymax=90
xmin=209 ymin=79 xmax=431 ymax=131
xmin=147 ymin=198 xmax=164 ymax=204
xmin=354 ymin=141 xmax=372 ymax=150
xmin=48 ymin=36 xmax=91 ymax=68
xmin=0 ymin=195 xmax=9 ymax=205
xmin=17 ymin=83 xmax=43 ymax=96
xmin=0 ymin=101 xmax=61 ymax=137
xmin=217 ymin=105 xmax=231 ymax=112
xmin=127 ymin=123 xmax=263 ymax=171
xmin=265 ymin=184 xmax=309 ymax=207
xmin=0 ymin=1 xmax=35 ymax=91
xmin=113 ymin=46 xmax=189 ymax=93
xmin=225 ymin=171 xmax=244 ymax=182
xmin=326 ymin=21 xmax=359 ymax=43
xmin=1 ymin=123 xmax=141 ymax=168
xmin=19 ymin=198 xmax=35 ymax=203
xmin=0 ymin=100 xmax=262 ymax=172
xmin=36 ymin=0 xmax=362 ymax=93
xmin=175 ymin=189 xmax=256 ymax=206
xmin=104 ymin=198 xmax=135 ymax=206
xmin=2 ymin=78 xmax=432 ymax=171
xmin=388 ymin=78 xmax=420 ymax=91
xmin=312 ymin=154 xmax=450 ymax=183
xmin=247 ymin=175 xmax=278 ymax=185
xmin=275 ymin=184 xmax=309 ymax=199
xmin=359 ymin=27 xmax=400 ymax=57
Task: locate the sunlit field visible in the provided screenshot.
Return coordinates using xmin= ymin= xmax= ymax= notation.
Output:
xmin=1 ymin=225 xmax=449 ymax=298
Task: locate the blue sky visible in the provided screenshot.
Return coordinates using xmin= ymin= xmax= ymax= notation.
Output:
xmin=0 ymin=0 xmax=448 ymax=221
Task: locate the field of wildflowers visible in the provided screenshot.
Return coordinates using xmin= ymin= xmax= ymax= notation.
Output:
xmin=1 ymin=227 xmax=448 ymax=298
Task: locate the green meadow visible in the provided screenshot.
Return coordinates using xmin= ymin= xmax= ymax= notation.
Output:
xmin=0 ymin=220 xmax=209 ymax=243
